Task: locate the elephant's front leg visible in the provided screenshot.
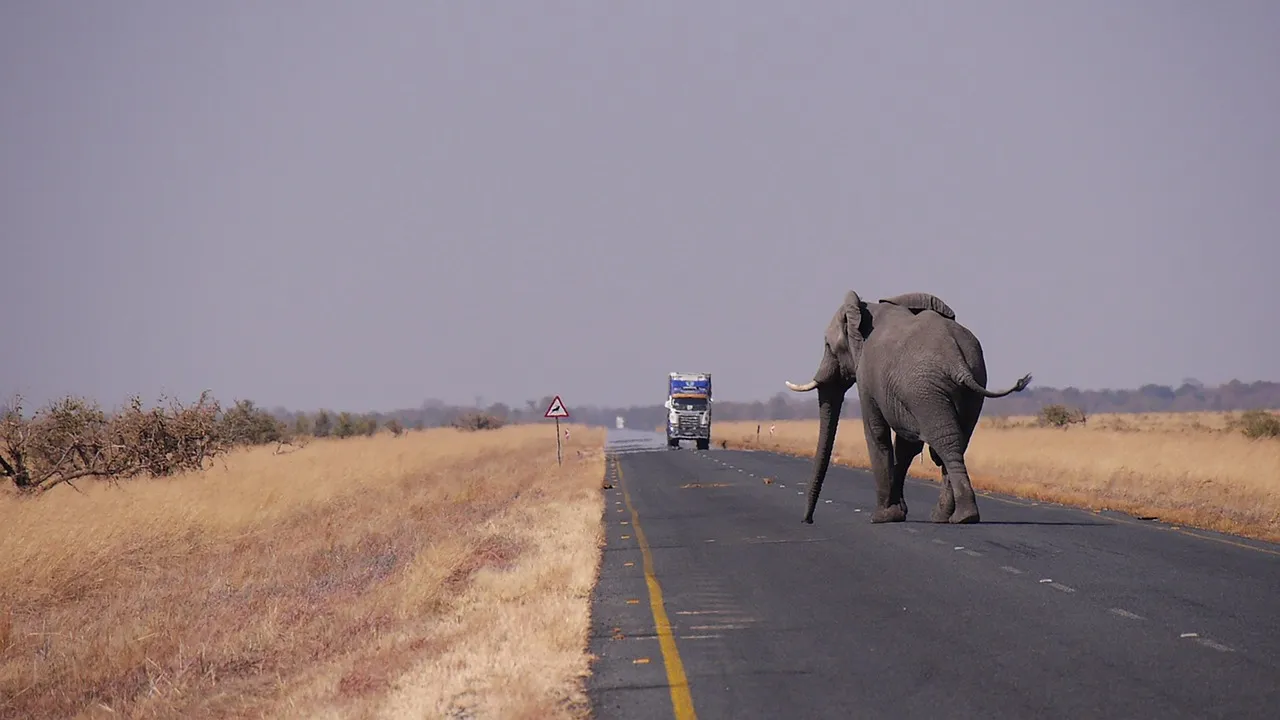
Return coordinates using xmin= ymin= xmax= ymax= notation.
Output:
xmin=927 ymin=445 xmax=955 ymax=523
xmin=864 ymin=415 xmax=905 ymax=523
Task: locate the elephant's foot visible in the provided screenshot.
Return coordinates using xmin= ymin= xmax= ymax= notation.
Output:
xmin=949 ymin=506 xmax=981 ymax=524
xmin=930 ymin=504 xmax=954 ymax=523
xmin=870 ymin=504 xmax=907 ymax=523
xmin=801 ymin=515 xmax=814 ymax=524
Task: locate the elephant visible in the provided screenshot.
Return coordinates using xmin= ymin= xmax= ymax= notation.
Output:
xmin=785 ymin=290 xmax=1032 ymax=525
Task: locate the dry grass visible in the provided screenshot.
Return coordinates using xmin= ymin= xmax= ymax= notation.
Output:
xmin=715 ymin=411 xmax=1280 ymax=543
xmin=0 ymin=423 xmax=608 ymax=720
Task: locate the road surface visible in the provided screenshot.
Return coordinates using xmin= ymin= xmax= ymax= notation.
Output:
xmin=587 ymin=429 xmax=1280 ymax=719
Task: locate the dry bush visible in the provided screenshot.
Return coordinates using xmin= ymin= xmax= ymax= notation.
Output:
xmin=714 ymin=413 xmax=1280 ymax=543
xmin=1 ymin=392 xmax=226 ymax=494
xmin=451 ymin=411 xmax=505 ymax=432
xmin=0 ymin=423 xmax=606 ymax=720
xmin=385 ymin=418 xmax=405 ymax=437
xmin=1227 ymin=409 xmax=1280 ymax=439
xmin=217 ymin=398 xmax=286 ymax=447
xmin=1037 ymin=403 xmax=1087 ymax=428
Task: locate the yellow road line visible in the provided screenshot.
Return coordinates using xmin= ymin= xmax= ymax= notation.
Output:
xmin=616 ymin=457 xmax=698 ymax=720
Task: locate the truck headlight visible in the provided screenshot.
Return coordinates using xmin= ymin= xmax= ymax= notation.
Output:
xmin=669 ymin=411 xmax=679 ymax=424
xmin=699 ymin=414 xmax=708 ymax=425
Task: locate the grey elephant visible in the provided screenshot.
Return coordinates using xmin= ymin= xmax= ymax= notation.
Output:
xmin=785 ymin=291 xmax=1032 ymax=525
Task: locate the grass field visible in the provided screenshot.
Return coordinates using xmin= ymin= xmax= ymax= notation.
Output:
xmin=714 ymin=412 xmax=1280 ymax=543
xmin=0 ymin=424 xmax=607 ymax=720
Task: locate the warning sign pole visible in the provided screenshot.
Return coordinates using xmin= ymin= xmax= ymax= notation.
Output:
xmin=544 ymin=395 xmax=570 ymax=466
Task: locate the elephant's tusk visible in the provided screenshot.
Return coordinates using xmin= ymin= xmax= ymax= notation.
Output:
xmin=785 ymin=380 xmax=818 ymax=392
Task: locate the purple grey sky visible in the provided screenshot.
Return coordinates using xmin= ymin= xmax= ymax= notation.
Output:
xmin=3 ymin=1 xmax=1277 ymax=412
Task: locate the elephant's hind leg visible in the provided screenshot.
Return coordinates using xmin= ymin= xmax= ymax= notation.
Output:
xmin=931 ymin=439 xmax=981 ymax=524
xmin=943 ymin=455 xmax=981 ymax=524
xmin=928 ymin=446 xmax=956 ymax=523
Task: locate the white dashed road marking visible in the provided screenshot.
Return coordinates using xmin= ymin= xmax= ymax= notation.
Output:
xmin=675 ymin=610 xmax=733 ymax=616
xmin=1193 ymin=637 xmax=1235 ymax=652
xmin=1000 ymin=566 xmax=1025 ymax=574
xmin=1109 ymin=608 xmax=1144 ymax=620
xmin=1047 ymin=582 xmax=1076 ymax=593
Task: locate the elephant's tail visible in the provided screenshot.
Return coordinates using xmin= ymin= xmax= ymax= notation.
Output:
xmin=956 ymin=370 xmax=1033 ymax=399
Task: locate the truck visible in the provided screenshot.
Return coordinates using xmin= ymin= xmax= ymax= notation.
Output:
xmin=664 ymin=371 xmax=712 ymax=450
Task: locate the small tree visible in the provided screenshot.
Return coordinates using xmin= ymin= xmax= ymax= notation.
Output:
xmin=334 ymin=412 xmax=357 ymax=439
xmin=218 ymin=399 xmax=285 ymax=447
xmin=1038 ymin=404 xmax=1087 ymax=429
xmin=386 ymin=418 xmax=404 ymax=437
xmin=313 ymin=409 xmax=333 ymax=438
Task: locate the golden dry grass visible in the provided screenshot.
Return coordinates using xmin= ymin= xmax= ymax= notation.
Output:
xmin=0 ymin=423 xmax=607 ymax=720
xmin=715 ymin=412 xmax=1280 ymax=543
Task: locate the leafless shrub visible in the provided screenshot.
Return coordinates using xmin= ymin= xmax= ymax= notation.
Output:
xmin=1038 ymin=403 xmax=1087 ymax=429
xmin=451 ymin=411 xmax=505 ymax=432
xmin=1 ymin=392 xmax=226 ymax=494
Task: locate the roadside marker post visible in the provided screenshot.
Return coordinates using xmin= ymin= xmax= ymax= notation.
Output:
xmin=544 ymin=395 xmax=570 ymax=465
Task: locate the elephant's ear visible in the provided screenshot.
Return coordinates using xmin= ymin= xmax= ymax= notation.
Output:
xmin=879 ymin=292 xmax=956 ymax=320
xmin=822 ymin=290 xmax=866 ymax=382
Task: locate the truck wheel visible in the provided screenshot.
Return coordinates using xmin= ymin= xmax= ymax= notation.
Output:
xmin=696 ymin=438 xmax=710 ymax=451
xmin=667 ymin=437 xmax=679 ymax=449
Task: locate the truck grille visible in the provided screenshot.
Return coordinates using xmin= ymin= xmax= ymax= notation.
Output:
xmin=677 ymin=414 xmax=702 ymax=433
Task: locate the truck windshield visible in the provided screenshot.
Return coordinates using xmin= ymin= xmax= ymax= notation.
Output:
xmin=671 ymin=397 xmax=708 ymax=411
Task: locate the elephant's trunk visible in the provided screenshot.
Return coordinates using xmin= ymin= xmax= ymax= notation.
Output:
xmin=802 ymin=386 xmax=844 ymax=524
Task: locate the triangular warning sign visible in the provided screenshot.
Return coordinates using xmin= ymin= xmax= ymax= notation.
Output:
xmin=544 ymin=395 xmax=570 ymax=419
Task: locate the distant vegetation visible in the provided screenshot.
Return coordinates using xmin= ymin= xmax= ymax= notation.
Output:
xmin=570 ymin=379 xmax=1280 ymax=433
xmin=4 ymin=379 xmax=1277 ymax=495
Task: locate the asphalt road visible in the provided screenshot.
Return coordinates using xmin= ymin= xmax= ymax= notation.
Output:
xmin=587 ymin=429 xmax=1280 ymax=720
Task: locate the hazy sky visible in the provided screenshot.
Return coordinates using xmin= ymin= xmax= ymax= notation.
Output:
xmin=3 ymin=1 xmax=1277 ymax=412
